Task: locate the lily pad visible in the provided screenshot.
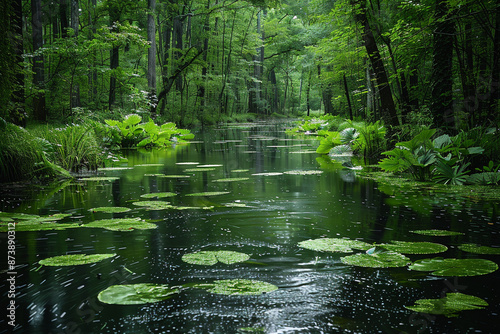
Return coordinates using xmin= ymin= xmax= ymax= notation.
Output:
xmin=89 ymin=207 xmax=131 ymax=213
xmin=134 ymin=164 xmax=164 ymax=167
xmin=458 ymin=244 xmax=500 ymax=255
xmin=140 ymin=192 xmax=177 ymax=199
xmin=78 ymin=177 xmax=120 ymax=182
xmin=405 ymin=292 xmax=488 ymax=318
xmin=298 ymin=238 xmax=371 ymax=253
xmin=231 ymin=169 xmax=250 ymax=173
xmin=84 ymin=217 xmax=157 ymax=231
xmin=410 ymin=229 xmax=464 ymax=236
xmin=39 ymin=253 xmax=116 ymax=266
xmin=98 ymin=283 xmax=181 ymax=305
xmin=184 ymin=168 xmax=216 ymax=172
xmin=380 ymin=241 xmax=448 ymax=254
xmin=408 ymin=257 xmax=498 ymax=276
xmin=98 ymin=167 xmax=132 ymax=171
xmin=186 ymin=191 xmax=230 ymax=197
xmin=252 ymin=172 xmax=283 ymax=176
xmin=132 ymin=201 xmax=174 ymax=210
xmin=213 ymin=178 xmax=250 ymax=182
xmin=341 ymin=251 xmax=410 ymax=268
xmin=283 ymin=170 xmax=323 ymax=175
xmin=158 ymin=174 xmax=190 ymax=178
xmin=197 ymin=164 xmax=223 ymax=168
xmin=176 ymin=162 xmax=199 ymax=165
xmin=182 ymin=250 xmax=250 ymax=265
xmin=195 ymin=279 xmax=278 ymax=296
xmin=0 ymin=221 xmax=80 ymax=232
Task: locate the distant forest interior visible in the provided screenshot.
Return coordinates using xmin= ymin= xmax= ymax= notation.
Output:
xmin=1 ymin=0 xmax=499 ymax=129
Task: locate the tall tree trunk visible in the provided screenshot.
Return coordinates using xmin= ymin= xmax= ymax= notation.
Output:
xmin=60 ymin=0 xmax=69 ymax=38
xmin=70 ymin=0 xmax=80 ymax=109
xmin=351 ymin=0 xmax=398 ymax=127
xmin=147 ymin=0 xmax=157 ymax=115
xmin=32 ymin=0 xmax=46 ymax=121
xmin=249 ymin=10 xmax=264 ymax=114
xmin=431 ymin=0 xmax=455 ymax=130
xmin=12 ymin=0 xmax=25 ymax=124
xmin=173 ymin=15 xmax=183 ymax=91
xmin=108 ymin=9 xmax=120 ymax=110
xmin=197 ymin=0 xmax=210 ymax=114
xmin=343 ymin=73 xmax=353 ymax=120
xmin=488 ymin=4 xmax=500 ymax=125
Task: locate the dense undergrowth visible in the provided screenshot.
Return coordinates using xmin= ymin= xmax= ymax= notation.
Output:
xmin=289 ymin=114 xmax=500 ymax=186
xmin=0 ymin=113 xmax=194 ymax=183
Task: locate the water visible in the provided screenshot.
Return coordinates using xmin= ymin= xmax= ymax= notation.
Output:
xmin=1 ymin=121 xmax=499 ymax=333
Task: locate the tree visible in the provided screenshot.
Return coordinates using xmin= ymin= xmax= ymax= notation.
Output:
xmin=147 ymin=0 xmax=157 ymax=115
xmin=32 ymin=0 xmax=46 ymax=121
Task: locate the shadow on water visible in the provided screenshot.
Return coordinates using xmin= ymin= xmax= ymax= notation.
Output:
xmin=1 ymin=121 xmax=499 ymax=333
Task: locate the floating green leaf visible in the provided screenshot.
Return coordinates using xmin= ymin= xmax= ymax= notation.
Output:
xmin=283 ymin=170 xmax=323 ymax=175
xmin=140 ymin=192 xmax=177 ymax=199
xmin=195 ymin=279 xmax=278 ymax=295
xmin=231 ymin=169 xmax=250 ymax=173
xmin=380 ymin=241 xmax=448 ymax=254
xmin=341 ymin=252 xmax=410 ymax=268
xmin=84 ymin=218 xmax=157 ymax=231
xmin=184 ymin=168 xmax=216 ymax=172
xmin=98 ymin=284 xmax=181 ymax=305
xmin=39 ymin=253 xmax=116 ymax=266
xmin=405 ymin=293 xmax=488 ymax=317
xmin=89 ymin=207 xmax=131 ymax=213
xmin=78 ymin=177 xmax=120 ymax=182
xmin=98 ymin=167 xmax=132 ymax=171
xmin=409 ymin=257 xmax=498 ymax=276
xmin=134 ymin=164 xmax=164 ymax=167
xmin=213 ymin=178 xmax=250 ymax=182
xmin=158 ymin=174 xmax=190 ymax=178
xmin=458 ymin=244 xmax=500 ymax=255
xmin=0 ymin=213 xmax=76 ymax=232
xmin=197 ymin=164 xmax=223 ymax=168
xmin=410 ymin=229 xmax=464 ymax=236
xmin=132 ymin=201 xmax=174 ymax=210
xmin=176 ymin=162 xmax=199 ymax=165
xmin=298 ymin=238 xmax=371 ymax=253
xmin=252 ymin=172 xmax=283 ymax=176
xmin=182 ymin=251 xmax=250 ymax=266
xmin=186 ymin=191 xmax=230 ymax=197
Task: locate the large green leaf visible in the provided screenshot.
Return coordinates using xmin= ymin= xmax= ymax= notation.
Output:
xmin=458 ymin=244 xmax=500 ymax=255
xmin=405 ymin=293 xmax=488 ymax=318
xmin=89 ymin=207 xmax=131 ymax=213
xmin=194 ymin=279 xmax=278 ymax=296
xmin=408 ymin=258 xmax=498 ymax=276
xmin=380 ymin=241 xmax=447 ymax=254
xmin=132 ymin=200 xmax=174 ymax=210
xmin=84 ymin=218 xmax=157 ymax=231
xmin=39 ymin=254 xmax=116 ymax=266
xmin=410 ymin=229 xmax=464 ymax=236
xmin=182 ymin=250 xmax=250 ymax=265
xmin=98 ymin=284 xmax=181 ymax=305
xmin=140 ymin=192 xmax=177 ymax=199
xmin=340 ymin=252 xmax=410 ymax=268
xmin=298 ymin=238 xmax=371 ymax=253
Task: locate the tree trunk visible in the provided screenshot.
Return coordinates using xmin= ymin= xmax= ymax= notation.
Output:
xmin=488 ymin=4 xmax=500 ymax=125
xmin=60 ymin=0 xmax=69 ymax=38
xmin=108 ymin=9 xmax=120 ymax=110
xmin=12 ymin=0 xmax=25 ymax=124
xmin=431 ymin=0 xmax=455 ymax=130
xmin=32 ymin=0 xmax=46 ymax=121
xmin=352 ymin=0 xmax=398 ymax=127
xmin=147 ymin=0 xmax=157 ymax=115
xmin=343 ymin=73 xmax=353 ymax=120
xmin=70 ymin=0 xmax=80 ymax=109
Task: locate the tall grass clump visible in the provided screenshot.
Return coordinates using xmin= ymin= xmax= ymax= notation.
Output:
xmin=31 ymin=123 xmax=103 ymax=173
xmin=0 ymin=120 xmax=69 ymax=182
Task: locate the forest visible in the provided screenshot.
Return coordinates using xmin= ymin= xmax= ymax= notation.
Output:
xmin=1 ymin=0 xmax=499 ymax=182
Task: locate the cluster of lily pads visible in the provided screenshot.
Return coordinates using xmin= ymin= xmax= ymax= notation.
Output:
xmin=298 ymin=233 xmax=499 ymax=317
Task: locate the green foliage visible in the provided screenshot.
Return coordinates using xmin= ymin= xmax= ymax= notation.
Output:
xmin=0 ymin=123 xmax=70 ymax=182
xmin=458 ymin=244 xmax=500 ymax=255
xmin=298 ymin=238 xmax=372 ymax=253
xmin=380 ymin=241 xmax=448 ymax=255
xmin=409 ymin=258 xmax=498 ymax=277
xmin=405 ymin=293 xmax=488 ymax=318
xmin=104 ymin=114 xmax=193 ymax=148
xmin=98 ymin=284 xmax=182 ymax=305
xmin=182 ymin=251 xmax=251 ymax=265
xmin=194 ymin=279 xmax=278 ymax=296
xmin=39 ymin=254 xmax=116 ymax=266
xmin=340 ymin=251 xmax=410 ymax=268
xmin=410 ymin=230 xmax=464 ymax=237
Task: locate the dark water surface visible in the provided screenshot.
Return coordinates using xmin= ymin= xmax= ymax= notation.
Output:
xmin=1 ymin=121 xmax=500 ymax=333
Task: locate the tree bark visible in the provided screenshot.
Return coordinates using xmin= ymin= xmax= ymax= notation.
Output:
xmin=70 ymin=0 xmax=80 ymax=109
xmin=488 ymin=4 xmax=500 ymax=125
xmin=352 ymin=0 xmax=398 ymax=127
xmin=431 ymin=0 xmax=455 ymax=130
xmin=12 ymin=0 xmax=25 ymax=124
xmin=343 ymin=73 xmax=353 ymax=120
xmin=32 ymin=0 xmax=46 ymax=121
xmin=60 ymin=0 xmax=69 ymax=38
xmin=147 ymin=0 xmax=157 ymax=115
xmin=108 ymin=8 xmax=120 ymax=110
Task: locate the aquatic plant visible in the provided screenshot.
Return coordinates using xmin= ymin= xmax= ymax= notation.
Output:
xmin=182 ymin=250 xmax=250 ymax=265
xmin=84 ymin=217 xmax=157 ymax=231
xmin=410 ymin=229 xmax=464 ymax=236
xmin=89 ymin=207 xmax=131 ymax=213
xmin=98 ymin=284 xmax=182 ymax=305
xmin=140 ymin=192 xmax=177 ymax=199
xmin=132 ymin=201 xmax=174 ymax=210
xmin=409 ymin=257 xmax=498 ymax=276
xmin=186 ymin=191 xmax=230 ymax=196
xmin=39 ymin=254 xmax=116 ymax=266
xmin=405 ymin=293 xmax=488 ymax=317
xmin=0 ymin=213 xmax=77 ymax=232
xmin=78 ymin=176 xmax=120 ymax=182
xmin=458 ymin=244 xmax=500 ymax=255
xmin=379 ymin=241 xmax=448 ymax=254
xmin=213 ymin=177 xmax=250 ymax=182
xmin=298 ymin=238 xmax=372 ymax=253
xmin=194 ymin=279 xmax=278 ymax=296
xmin=340 ymin=251 xmax=410 ymax=268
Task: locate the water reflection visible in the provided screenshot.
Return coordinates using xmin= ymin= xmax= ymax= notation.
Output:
xmin=0 ymin=121 xmax=499 ymax=333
